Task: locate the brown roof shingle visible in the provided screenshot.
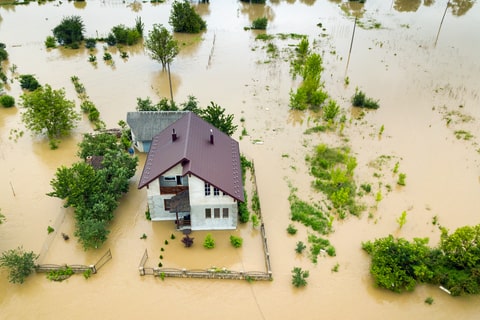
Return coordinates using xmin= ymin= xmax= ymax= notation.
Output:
xmin=138 ymin=112 xmax=244 ymax=202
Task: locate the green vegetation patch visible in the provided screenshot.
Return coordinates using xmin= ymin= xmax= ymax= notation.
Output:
xmin=363 ymin=224 xmax=480 ymax=296
xmin=306 ymin=144 xmax=362 ymax=216
xmin=289 ymin=193 xmax=332 ymax=235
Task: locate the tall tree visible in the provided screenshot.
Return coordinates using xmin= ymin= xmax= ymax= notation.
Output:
xmin=52 ymin=15 xmax=85 ymax=46
xmin=144 ymin=24 xmax=179 ymax=69
xmin=21 ymin=84 xmax=80 ymax=149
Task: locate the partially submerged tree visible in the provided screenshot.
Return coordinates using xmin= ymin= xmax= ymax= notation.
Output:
xmin=0 ymin=247 xmax=38 ymax=284
xmin=48 ymin=133 xmax=138 ymax=250
xmin=52 ymin=15 xmax=85 ymax=47
xmin=20 ymin=84 xmax=80 ymax=149
xmin=144 ymin=24 xmax=179 ymax=69
xmin=19 ymin=74 xmax=41 ymax=91
xmin=169 ymin=0 xmax=207 ymax=33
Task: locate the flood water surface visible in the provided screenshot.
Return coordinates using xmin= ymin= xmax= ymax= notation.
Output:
xmin=1 ymin=0 xmax=480 ymax=319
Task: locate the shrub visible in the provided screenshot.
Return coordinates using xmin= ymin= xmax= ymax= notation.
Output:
xmin=47 ymin=226 xmax=55 ymax=234
xmin=53 ymin=15 xmax=85 ymax=46
xmin=238 ymin=201 xmax=250 ymax=223
xmin=397 ymin=173 xmax=407 ymax=186
xmin=251 ymin=214 xmax=260 ymax=228
xmin=83 ymin=269 xmax=92 ymax=279
xmin=287 ymin=224 xmax=297 ymax=235
xmin=19 ymin=74 xmax=41 ymax=91
xmin=47 ymin=266 xmax=74 ymax=281
xmin=0 ymin=45 xmax=8 ymax=62
xmin=169 ymin=0 xmax=207 ymax=33
xmin=203 ymin=233 xmax=215 ymax=249
xmin=88 ymin=54 xmax=97 ymax=63
xmin=45 ymin=36 xmax=57 ymax=48
xmin=0 ymin=95 xmax=15 ymax=108
xmin=0 ymin=247 xmax=38 ymax=284
xmin=322 ymin=100 xmax=340 ymax=122
xmin=230 ymin=235 xmax=243 ymax=248
xmin=182 ymin=235 xmax=194 ymax=247
xmin=111 ymin=24 xmax=142 ymax=45
xmin=295 ymin=241 xmax=306 ymax=254
xmin=291 ymin=267 xmax=309 ymax=288
xmin=351 ymin=88 xmax=379 ymax=109
xmin=251 ymin=17 xmax=268 ymax=30
xmin=85 ymin=38 xmax=96 ymax=49
xmin=103 ymin=52 xmax=112 ymax=61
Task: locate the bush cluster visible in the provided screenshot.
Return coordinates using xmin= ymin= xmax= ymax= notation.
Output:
xmin=0 ymin=95 xmax=15 ymax=108
xmin=363 ymin=224 xmax=480 ymax=296
xmin=351 ymin=88 xmax=379 ymax=109
xmin=48 ymin=133 xmax=138 ymax=250
xmin=169 ymin=0 xmax=207 ymax=33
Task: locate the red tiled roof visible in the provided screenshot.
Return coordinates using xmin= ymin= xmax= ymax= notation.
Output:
xmin=138 ymin=112 xmax=244 ymax=202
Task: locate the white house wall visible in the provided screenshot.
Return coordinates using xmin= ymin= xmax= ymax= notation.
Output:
xmin=188 ymin=175 xmax=237 ymax=230
xmin=146 ymin=165 xmax=239 ymax=230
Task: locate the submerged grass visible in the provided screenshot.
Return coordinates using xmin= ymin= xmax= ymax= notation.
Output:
xmin=306 ymin=144 xmax=363 ymax=216
xmin=288 ymin=193 xmax=332 ymax=235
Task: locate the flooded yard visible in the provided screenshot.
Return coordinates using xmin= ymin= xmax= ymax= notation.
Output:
xmin=1 ymin=0 xmax=480 ymax=319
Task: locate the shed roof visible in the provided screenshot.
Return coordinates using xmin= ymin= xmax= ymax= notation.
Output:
xmin=126 ymin=111 xmax=188 ymax=141
xmin=138 ymin=112 xmax=244 ymax=202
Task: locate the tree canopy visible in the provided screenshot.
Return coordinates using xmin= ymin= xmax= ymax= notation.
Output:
xmin=144 ymin=24 xmax=179 ymax=69
xmin=169 ymin=0 xmax=207 ymax=33
xmin=52 ymin=15 xmax=85 ymax=46
xmin=0 ymin=247 xmax=38 ymax=284
xmin=199 ymin=102 xmax=237 ymax=136
xmin=363 ymin=224 xmax=480 ymax=296
xmin=48 ymin=133 xmax=138 ymax=250
xmin=20 ymin=84 xmax=80 ymax=149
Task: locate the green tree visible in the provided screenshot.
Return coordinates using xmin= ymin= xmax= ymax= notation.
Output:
xmin=291 ymin=267 xmax=309 ymax=287
xmin=77 ymin=132 xmax=119 ymax=159
xmin=362 ymin=235 xmax=431 ymax=293
xmin=199 ymin=102 xmax=237 ymax=136
xmin=52 ymin=15 xmax=85 ymax=46
xmin=48 ymin=134 xmax=138 ymax=250
xmin=144 ymin=24 xmax=179 ymax=69
xmin=0 ymin=247 xmax=38 ymax=284
xmin=74 ymin=218 xmax=110 ymax=250
xmin=440 ymin=225 xmax=480 ymax=269
xmin=20 ymin=84 xmax=80 ymax=149
xmin=169 ymin=0 xmax=207 ymax=33
xmin=0 ymin=95 xmax=15 ymax=108
xmin=19 ymin=74 xmax=41 ymax=91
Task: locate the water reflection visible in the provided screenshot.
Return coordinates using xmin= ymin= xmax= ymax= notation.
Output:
xmin=127 ymin=0 xmax=142 ymax=12
xmin=150 ymin=69 xmax=181 ymax=100
xmin=240 ymin=2 xmax=275 ymax=22
xmin=192 ymin=3 xmax=211 ymax=17
xmin=394 ymin=0 xmax=422 ymax=12
xmin=449 ymin=0 xmax=475 ymax=16
xmin=73 ymin=1 xmax=87 ymax=10
xmin=340 ymin=1 xmax=365 ymax=18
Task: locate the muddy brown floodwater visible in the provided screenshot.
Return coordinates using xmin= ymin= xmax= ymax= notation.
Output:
xmin=1 ymin=0 xmax=480 ymax=319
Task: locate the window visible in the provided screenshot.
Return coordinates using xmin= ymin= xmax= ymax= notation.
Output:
xmin=204 ymin=183 xmax=211 ymax=196
xmin=205 ymin=208 xmax=212 ymax=219
xmin=222 ymin=208 xmax=229 ymax=218
xmin=214 ymin=208 xmax=220 ymax=218
xmin=213 ymin=187 xmax=219 ymax=196
xmin=164 ymin=176 xmax=176 ymax=181
xmin=164 ymin=199 xmax=171 ymax=211
xmin=176 ymin=176 xmax=182 ymax=185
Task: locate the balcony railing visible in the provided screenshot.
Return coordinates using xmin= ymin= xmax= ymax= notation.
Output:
xmin=160 ymin=186 xmax=189 ymax=195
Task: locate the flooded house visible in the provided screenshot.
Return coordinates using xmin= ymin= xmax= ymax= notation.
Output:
xmin=137 ymin=112 xmax=244 ymax=231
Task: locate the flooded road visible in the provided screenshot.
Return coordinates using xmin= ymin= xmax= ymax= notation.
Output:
xmin=1 ymin=0 xmax=480 ymax=319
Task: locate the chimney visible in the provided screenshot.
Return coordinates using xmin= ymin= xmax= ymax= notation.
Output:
xmin=172 ymin=128 xmax=177 ymax=142
xmin=209 ymin=129 xmax=214 ymax=144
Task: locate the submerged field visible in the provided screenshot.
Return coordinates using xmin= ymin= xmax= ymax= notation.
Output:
xmin=1 ymin=0 xmax=480 ymax=319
